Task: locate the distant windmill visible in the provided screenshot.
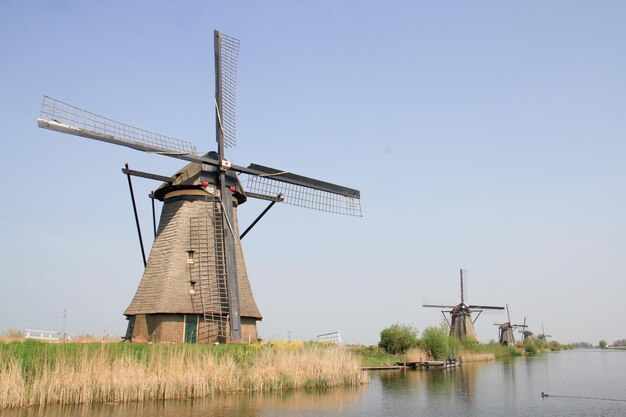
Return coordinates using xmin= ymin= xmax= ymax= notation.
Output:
xmin=37 ymin=30 xmax=362 ymax=344
xmin=518 ymin=316 xmax=534 ymax=342
xmin=537 ymin=324 xmax=552 ymax=342
xmin=423 ymin=269 xmax=504 ymax=343
xmin=494 ymin=304 xmax=526 ymax=345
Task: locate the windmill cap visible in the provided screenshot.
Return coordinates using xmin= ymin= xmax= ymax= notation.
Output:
xmin=153 ymin=158 xmax=246 ymax=204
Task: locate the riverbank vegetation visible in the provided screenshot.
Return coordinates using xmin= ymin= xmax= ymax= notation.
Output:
xmin=353 ymin=324 xmax=575 ymax=366
xmin=609 ymin=339 xmax=626 ymax=349
xmin=0 ymin=340 xmax=366 ymax=409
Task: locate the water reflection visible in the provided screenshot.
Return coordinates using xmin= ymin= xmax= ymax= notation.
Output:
xmin=375 ymin=364 xmax=482 ymax=416
xmin=5 ymin=385 xmax=365 ymax=417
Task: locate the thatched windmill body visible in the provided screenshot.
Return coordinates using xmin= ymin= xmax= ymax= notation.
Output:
xmin=494 ymin=305 xmax=526 ymax=345
xmin=37 ymin=31 xmax=362 ymax=344
xmin=423 ymin=269 xmax=504 ymax=343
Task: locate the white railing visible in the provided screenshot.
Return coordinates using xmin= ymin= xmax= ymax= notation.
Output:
xmin=316 ymin=331 xmax=342 ymax=345
xmin=24 ymin=329 xmax=70 ymax=342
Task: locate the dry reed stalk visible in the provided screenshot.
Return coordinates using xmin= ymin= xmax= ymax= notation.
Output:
xmin=0 ymin=337 xmax=26 ymax=344
xmin=405 ymin=348 xmax=430 ymax=361
xmin=0 ymin=357 xmax=26 ymax=408
xmin=458 ymin=352 xmax=495 ymax=362
xmin=0 ymin=343 xmax=366 ymax=410
xmin=246 ymin=345 xmax=366 ymax=391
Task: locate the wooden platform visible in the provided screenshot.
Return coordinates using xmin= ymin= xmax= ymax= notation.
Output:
xmin=414 ymin=360 xmax=460 ymax=369
xmin=395 ymin=361 xmax=420 ymax=369
xmin=361 ymin=360 xmax=460 ymax=371
xmin=361 ymin=365 xmax=405 ymax=370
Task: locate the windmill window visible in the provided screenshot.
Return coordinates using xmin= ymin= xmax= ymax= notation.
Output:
xmin=186 ymin=250 xmax=195 ymax=264
xmin=189 ymin=281 xmax=197 ymax=294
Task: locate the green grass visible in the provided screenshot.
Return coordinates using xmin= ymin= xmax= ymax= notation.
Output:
xmin=461 ymin=341 xmax=522 ymax=358
xmin=0 ymin=340 xmax=241 ymax=373
xmin=349 ymin=346 xmax=406 ymax=366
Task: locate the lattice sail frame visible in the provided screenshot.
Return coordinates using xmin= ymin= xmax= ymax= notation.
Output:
xmin=39 ymin=96 xmax=197 ymax=155
xmin=218 ymin=33 xmax=240 ymax=149
xmin=245 ymin=174 xmax=362 ymax=216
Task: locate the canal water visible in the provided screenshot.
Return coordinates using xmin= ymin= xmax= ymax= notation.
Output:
xmin=8 ymin=349 xmax=626 ymax=417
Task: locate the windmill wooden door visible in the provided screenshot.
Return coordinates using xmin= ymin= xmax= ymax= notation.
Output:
xmin=185 ymin=315 xmax=198 ymax=343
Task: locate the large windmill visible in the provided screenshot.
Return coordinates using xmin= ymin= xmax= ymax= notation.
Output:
xmin=37 ymin=30 xmax=362 ymax=344
xmin=518 ymin=316 xmax=534 ymax=342
xmin=493 ymin=304 xmax=526 ymax=345
xmin=423 ymin=269 xmax=504 ymax=343
xmin=537 ymin=324 xmax=552 ymax=343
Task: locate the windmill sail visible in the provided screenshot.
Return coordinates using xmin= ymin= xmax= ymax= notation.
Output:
xmin=38 ymin=96 xmax=197 ymax=157
xmin=37 ymin=96 xmax=362 ymax=217
xmin=214 ymin=30 xmax=242 ymax=341
xmin=245 ymin=165 xmax=362 ymax=216
xmin=423 ymin=304 xmax=457 ymax=309
xmin=215 ymin=31 xmax=239 ymax=149
xmin=468 ymin=304 xmax=506 ymax=310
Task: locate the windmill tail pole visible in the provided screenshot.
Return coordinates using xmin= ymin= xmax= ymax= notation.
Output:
xmin=240 ymin=193 xmax=283 ymax=240
xmin=149 ymin=191 xmax=157 ymax=238
xmin=124 ymin=163 xmax=147 ymax=268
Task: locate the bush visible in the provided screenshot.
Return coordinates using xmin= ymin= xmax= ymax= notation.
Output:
xmin=599 ymin=340 xmax=608 ymax=349
xmin=378 ymin=324 xmax=419 ymax=354
xmin=421 ymin=327 xmax=449 ymax=360
xmin=613 ymin=339 xmax=626 ymax=347
xmin=2 ymin=328 xmax=24 ymax=339
xmin=524 ymin=341 xmax=538 ymax=354
xmin=548 ymin=341 xmax=562 ymax=351
xmin=506 ymin=343 xmax=522 ymax=356
xmin=448 ymin=335 xmax=461 ymax=356
xmin=535 ymin=339 xmax=547 ymax=351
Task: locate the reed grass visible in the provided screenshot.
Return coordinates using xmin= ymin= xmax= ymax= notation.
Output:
xmin=405 ymin=347 xmax=430 ymax=361
xmin=407 ymin=344 xmax=497 ymax=362
xmin=0 ymin=341 xmax=366 ymax=409
xmin=459 ymin=341 xmax=521 ymax=361
xmin=458 ymin=351 xmax=495 ymax=362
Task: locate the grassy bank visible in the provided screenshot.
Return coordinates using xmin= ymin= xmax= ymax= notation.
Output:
xmin=351 ymin=340 xmax=566 ymax=366
xmin=460 ymin=341 xmax=521 ymax=361
xmin=354 ymin=338 xmax=580 ymax=366
xmin=0 ymin=341 xmax=366 ymax=409
xmin=350 ymin=344 xmax=509 ymax=366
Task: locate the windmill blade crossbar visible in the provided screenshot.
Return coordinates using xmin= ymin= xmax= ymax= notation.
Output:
xmin=245 ymin=166 xmax=362 ymax=217
xmin=121 ymin=168 xmax=173 ymax=183
xmin=38 ymin=96 xmax=197 ymax=156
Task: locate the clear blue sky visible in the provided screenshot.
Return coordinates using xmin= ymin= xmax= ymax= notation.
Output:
xmin=1 ymin=1 xmax=625 ymax=345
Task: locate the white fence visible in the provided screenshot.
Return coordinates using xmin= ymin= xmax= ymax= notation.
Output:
xmin=24 ymin=329 xmax=70 ymax=342
xmin=316 ymin=331 xmax=342 ymax=344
